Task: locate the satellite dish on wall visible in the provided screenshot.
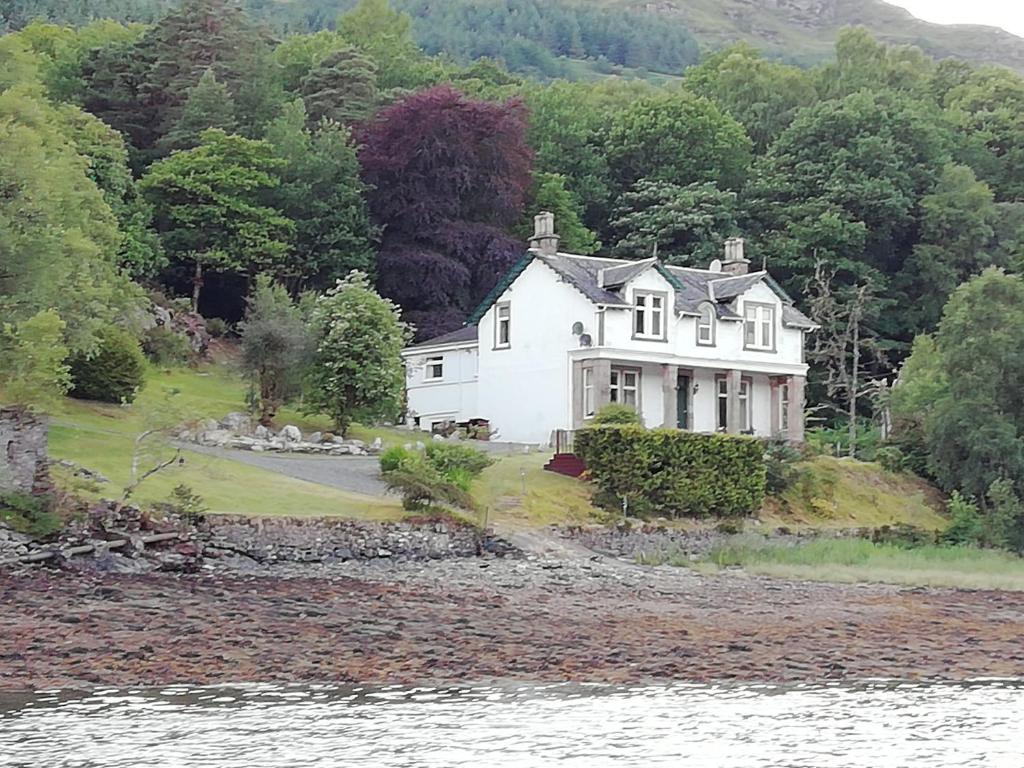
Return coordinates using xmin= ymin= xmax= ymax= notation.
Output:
xmin=709 ymin=259 xmax=723 ymax=273
xmin=579 ymin=333 xmax=593 ymax=347
xmin=571 ymin=321 xmax=585 ymax=335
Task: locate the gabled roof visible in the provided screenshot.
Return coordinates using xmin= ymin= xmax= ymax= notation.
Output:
xmin=404 ymin=324 xmax=478 ymax=351
xmin=463 ymin=248 xmax=817 ymax=331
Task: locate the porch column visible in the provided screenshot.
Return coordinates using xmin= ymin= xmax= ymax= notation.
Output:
xmin=726 ymin=368 xmax=743 ymax=435
xmin=789 ymin=374 xmax=806 ymax=443
xmin=593 ymin=358 xmax=612 ymax=411
xmin=661 ymin=363 xmax=678 ymax=428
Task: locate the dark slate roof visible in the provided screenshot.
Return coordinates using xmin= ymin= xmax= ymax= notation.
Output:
xmin=405 ymin=324 xmax=478 ymax=350
xmin=599 ymin=258 xmax=657 ymax=288
xmin=462 ymin=249 xmax=817 ymax=332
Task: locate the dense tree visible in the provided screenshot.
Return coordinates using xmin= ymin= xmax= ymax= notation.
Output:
xmin=359 ymin=85 xmax=531 ymax=337
xmin=265 ymin=99 xmax=378 ymax=289
xmin=304 ymin=271 xmax=411 ymax=435
xmin=159 ymin=68 xmax=237 ymax=152
xmin=273 ymin=30 xmax=350 ymax=93
xmin=519 ymin=173 xmax=599 ymax=255
xmin=238 ymin=275 xmax=311 ymax=424
xmin=140 ymin=129 xmax=292 ymax=311
xmin=602 ymin=90 xmax=752 ymax=196
xmin=299 ymin=46 xmax=378 ymax=125
xmin=0 ymin=310 xmax=71 ymax=411
xmin=684 ymin=45 xmax=817 ymax=151
xmin=337 ymin=0 xmax=443 ymax=91
xmin=607 ymin=180 xmax=738 ymax=264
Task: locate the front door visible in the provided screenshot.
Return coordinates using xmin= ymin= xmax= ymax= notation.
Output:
xmin=677 ymin=375 xmax=690 ymax=429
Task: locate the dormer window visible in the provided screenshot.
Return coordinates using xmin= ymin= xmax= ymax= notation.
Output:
xmin=697 ymin=303 xmax=715 ymax=346
xmin=634 ymin=291 xmax=666 ymax=340
xmin=744 ymin=303 xmax=775 ymax=351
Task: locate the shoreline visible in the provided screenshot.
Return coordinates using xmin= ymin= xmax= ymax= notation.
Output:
xmin=3 ymin=550 xmax=1024 ymax=690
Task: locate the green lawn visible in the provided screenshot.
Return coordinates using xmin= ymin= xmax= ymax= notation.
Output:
xmin=690 ymin=535 xmax=1024 ymax=591
xmin=44 ymin=364 xmax=403 ymax=519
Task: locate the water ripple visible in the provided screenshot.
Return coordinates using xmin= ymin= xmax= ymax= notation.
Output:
xmin=1 ymin=680 xmax=1022 ymax=767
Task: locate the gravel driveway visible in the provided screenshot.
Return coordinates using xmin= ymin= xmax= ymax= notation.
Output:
xmin=181 ymin=445 xmax=389 ymax=497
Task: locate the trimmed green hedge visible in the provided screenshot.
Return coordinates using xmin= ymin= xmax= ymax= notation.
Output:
xmin=575 ymin=426 xmax=766 ymax=518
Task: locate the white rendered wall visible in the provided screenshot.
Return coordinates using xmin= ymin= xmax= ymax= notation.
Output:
xmin=477 ymin=259 xmax=596 ymax=444
xmin=403 ymin=345 xmax=478 ymax=429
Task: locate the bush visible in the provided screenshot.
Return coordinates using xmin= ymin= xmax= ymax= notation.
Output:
xmin=205 ymin=317 xmax=231 ymax=338
xmin=382 ymin=459 xmax=476 ymax=512
xmin=591 ymin=403 xmax=642 ymax=425
xmin=424 ymin=442 xmax=493 ymax=478
xmin=379 ymin=445 xmax=419 ymax=473
xmin=0 ymin=492 xmax=61 ymax=538
xmin=941 ymin=491 xmax=984 ymax=546
xmin=874 ymin=445 xmax=907 ymax=473
xmin=69 ymin=327 xmax=146 ymax=404
xmin=763 ymin=439 xmax=804 ymax=494
xmin=142 ymin=325 xmax=192 ymax=367
xmin=167 ymin=484 xmax=207 ymax=524
xmin=576 ymin=425 xmax=766 ymax=518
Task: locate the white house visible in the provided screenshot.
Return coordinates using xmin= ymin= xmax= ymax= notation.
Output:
xmin=401 ymin=213 xmax=816 ymax=445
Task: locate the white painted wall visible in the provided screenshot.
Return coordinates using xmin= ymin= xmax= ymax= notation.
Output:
xmin=477 ymin=259 xmax=597 ymax=443
xmin=403 ymin=345 xmax=478 ymax=430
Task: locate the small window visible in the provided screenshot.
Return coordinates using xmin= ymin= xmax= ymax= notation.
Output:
xmin=744 ymin=303 xmax=775 ymax=351
xmin=424 ymin=356 xmax=444 ymax=381
xmin=495 ymin=303 xmax=511 ymax=348
xmin=716 ymin=378 xmax=728 ymax=431
xmin=583 ymin=368 xmax=595 ymax=418
xmin=610 ymin=367 xmax=639 ymax=407
xmin=633 ymin=292 xmax=665 ymax=339
xmin=697 ymin=304 xmax=715 ymax=346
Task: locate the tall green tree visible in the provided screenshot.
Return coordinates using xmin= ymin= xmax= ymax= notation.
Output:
xmin=304 ymin=271 xmax=411 ymax=436
xmin=0 ymin=310 xmax=71 ymax=411
xmin=140 ymin=128 xmax=292 ymax=311
xmin=299 ymin=46 xmax=378 ymax=126
xmin=519 ymin=172 xmax=599 ymax=255
xmin=602 ymin=90 xmax=752 ymax=196
xmin=159 ymin=67 xmax=236 ymax=152
xmin=265 ymin=99 xmax=378 ymax=289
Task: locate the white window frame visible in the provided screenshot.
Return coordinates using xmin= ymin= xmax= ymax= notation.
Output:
xmin=610 ymin=367 xmax=640 ymax=408
xmin=495 ymin=302 xmax=511 ymax=349
xmin=697 ymin=303 xmax=715 ymax=346
xmin=583 ymin=367 xmax=595 ymax=419
xmin=633 ymin=291 xmax=666 ymax=340
xmin=423 ymin=355 xmax=444 ymax=382
xmin=744 ymin=302 xmax=776 ymax=351
xmin=716 ymin=377 xmax=728 ymax=432
xmin=780 ymin=382 xmax=790 ymax=435
xmin=738 ymin=378 xmax=752 ymax=433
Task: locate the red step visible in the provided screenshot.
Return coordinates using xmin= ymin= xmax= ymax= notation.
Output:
xmin=543 ymin=453 xmax=586 ymax=478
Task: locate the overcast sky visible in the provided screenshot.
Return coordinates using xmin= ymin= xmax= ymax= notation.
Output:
xmin=888 ymin=0 xmax=1024 ymax=37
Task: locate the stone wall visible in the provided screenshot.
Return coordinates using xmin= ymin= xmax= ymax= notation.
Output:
xmin=0 ymin=408 xmax=48 ymax=495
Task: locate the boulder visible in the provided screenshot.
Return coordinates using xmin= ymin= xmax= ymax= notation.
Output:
xmin=308 ymin=431 xmax=322 ymax=444
xmin=198 ymin=429 xmax=232 ymax=447
xmin=370 ymin=437 xmax=383 ymax=452
xmin=254 ymin=425 xmax=271 ymax=440
xmin=219 ymin=412 xmax=253 ymax=434
xmin=279 ymin=425 xmax=302 ymax=443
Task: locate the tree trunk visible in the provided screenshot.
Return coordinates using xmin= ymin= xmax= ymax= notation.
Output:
xmin=192 ymin=260 xmax=203 ymax=313
xmin=849 ymin=315 xmax=859 ymax=459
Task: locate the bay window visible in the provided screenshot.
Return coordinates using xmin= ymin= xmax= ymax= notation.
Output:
xmin=610 ymin=367 xmax=639 ymax=408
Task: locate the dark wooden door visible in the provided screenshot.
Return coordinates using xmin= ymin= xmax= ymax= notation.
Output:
xmin=677 ymin=375 xmax=690 ymax=429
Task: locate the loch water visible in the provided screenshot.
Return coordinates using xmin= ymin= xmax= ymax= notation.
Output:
xmin=2 ymin=680 xmax=1022 ymax=767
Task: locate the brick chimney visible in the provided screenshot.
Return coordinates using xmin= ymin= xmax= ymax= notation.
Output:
xmin=721 ymin=237 xmax=750 ymax=276
xmin=529 ymin=211 xmax=560 ymax=256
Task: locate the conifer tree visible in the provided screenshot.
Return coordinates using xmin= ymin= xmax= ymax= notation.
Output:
xmin=160 ymin=68 xmax=236 ymax=152
xmin=299 ymin=47 xmax=378 ymax=126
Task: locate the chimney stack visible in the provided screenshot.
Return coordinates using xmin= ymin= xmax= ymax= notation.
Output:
xmin=529 ymin=211 xmax=560 ymax=256
xmin=721 ymin=237 xmax=750 ymax=276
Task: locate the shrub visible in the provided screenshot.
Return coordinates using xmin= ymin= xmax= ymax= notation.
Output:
xmin=205 ymin=317 xmax=230 ymax=338
xmin=575 ymin=425 xmax=766 ymax=518
xmin=942 ymin=491 xmax=984 ymax=546
xmin=591 ymin=403 xmax=642 ymax=426
xmin=0 ymin=492 xmax=61 ymax=538
xmin=379 ymin=445 xmax=419 ymax=473
xmin=69 ymin=327 xmax=146 ymax=404
xmin=382 ymin=460 xmax=476 ymax=512
xmin=424 ymin=442 xmax=493 ymax=478
xmin=167 ymin=484 xmax=207 ymax=524
xmin=142 ymin=325 xmax=192 ymax=367
xmin=763 ymin=439 xmax=803 ymax=494
xmin=874 ymin=445 xmax=906 ymax=474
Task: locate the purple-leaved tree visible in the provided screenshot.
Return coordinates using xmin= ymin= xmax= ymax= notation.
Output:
xmin=359 ymin=85 xmax=533 ymax=339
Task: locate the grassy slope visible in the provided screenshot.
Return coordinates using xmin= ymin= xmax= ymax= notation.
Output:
xmin=701 ymin=536 xmax=1024 ymax=591
xmin=761 ymin=455 xmax=947 ymax=532
xmin=607 ymin=0 xmax=1024 ymax=73
xmin=45 ymin=365 xmax=403 ymax=519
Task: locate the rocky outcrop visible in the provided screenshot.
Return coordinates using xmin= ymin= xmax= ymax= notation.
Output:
xmin=0 ymin=408 xmax=48 ymax=495
xmin=184 ymin=415 xmax=383 ymax=456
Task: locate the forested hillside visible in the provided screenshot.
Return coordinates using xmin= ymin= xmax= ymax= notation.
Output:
xmin=2 ymin=0 xmax=1024 ymax=531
